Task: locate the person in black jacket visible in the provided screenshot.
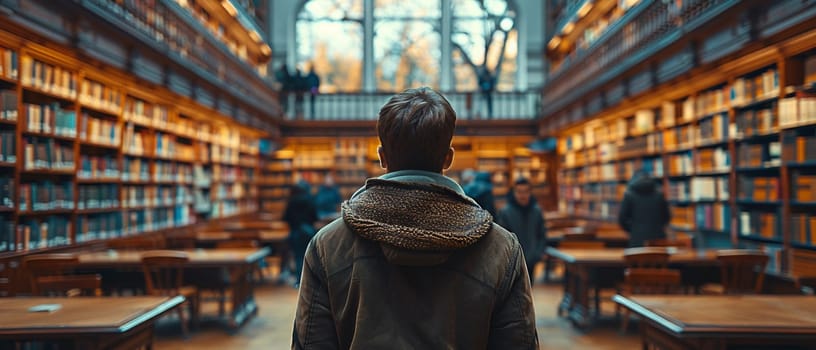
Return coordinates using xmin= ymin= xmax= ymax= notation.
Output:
xmin=618 ymin=170 xmax=670 ymax=247
xmin=496 ymin=178 xmax=547 ymax=284
xmin=283 ymin=180 xmax=318 ymax=287
xmin=464 ymin=171 xmax=497 ymax=218
xmin=292 ymin=87 xmax=537 ymax=349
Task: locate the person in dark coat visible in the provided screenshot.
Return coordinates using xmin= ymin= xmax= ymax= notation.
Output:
xmin=283 ymin=180 xmax=318 ymax=287
xmin=292 ymin=87 xmax=537 ymax=349
xmin=496 ymin=177 xmax=547 ymax=284
xmin=477 ymin=66 xmax=496 ymax=119
xmin=305 ymin=65 xmax=320 ymax=118
xmin=314 ymin=174 xmax=341 ymax=220
xmin=464 ymin=171 xmax=497 ymax=218
xmin=618 ymin=170 xmax=670 ymax=247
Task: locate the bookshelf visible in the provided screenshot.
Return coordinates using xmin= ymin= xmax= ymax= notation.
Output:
xmin=256 ymin=136 xmax=555 ymax=217
xmin=555 ymin=37 xmax=816 ymax=276
xmin=0 ymin=36 xmax=267 ymax=262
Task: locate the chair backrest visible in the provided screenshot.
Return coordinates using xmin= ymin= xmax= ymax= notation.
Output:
xmin=623 ymin=247 xmax=671 ymax=268
xmin=107 ymin=236 xmax=165 ymax=250
xmin=35 ymin=275 xmax=102 ymax=297
xmin=558 ymin=241 xmax=605 ymax=249
xmin=717 ymin=249 xmax=769 ymax=294
xmin=216 ymin=240 xmax=259 ymax=249
xmin=141 ymin=251 xmax=190 ymax=296
xmin=23 ymin=254 xmax=80 ymax=294
xmin=196 ymin=231 xmax=232 ymax=241
xmin=562 ymin=232 xmax=598 ymax=242
xmin=645 ymin=238 xmax=692 ymax=248
xmin=624 ymin=267 xmax=682 ymax=294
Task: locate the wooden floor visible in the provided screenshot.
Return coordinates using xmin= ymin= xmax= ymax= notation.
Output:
xmin=153 ymin=279 xmax=641 ymax=349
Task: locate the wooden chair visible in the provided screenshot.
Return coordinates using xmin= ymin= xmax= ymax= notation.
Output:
xmin=618 ymin=268 xmax=682 ymax=332
xmin=558 ymin=241 xmax=605 ymax=249
xmin=623 ymin=247 xmax=671 ymax=268
xmin=24 ymin=254 xmax=102 ymax=297
xmin=215 ymin=240 xmax=259 ymax=249
xmin=703 ymin=249 xmax=769 ymax=295
xmin=35 ymin=275 xmax=102 ymax=297
xmin=141 ymin=250 xmax=200 ymax=337
xmin=107 ymin=236 xmax=165 ymax=250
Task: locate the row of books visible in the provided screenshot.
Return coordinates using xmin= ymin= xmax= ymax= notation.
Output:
xmin=122 ymin=185 xmax=194 ymax=208
xmin=78 ymin=184 xmax=119 ymax=210
xmin=697 ymin=113 xmax=729 ymax=144
xmin=78 ymin=154 xmax=120 ymax=180
xmin=123 ymin=124 xmax=147 ymax=155
xmin=670 ymin=206 xmax=695 ymax=230
xmin=730 ymin=69 xmax=779 ymax=107
xmin=737 ymin=177 xmax=780 ymax=202
xmin=80 ymin=113 xmax=119 ymax=146
xmin=667 ymin=152 xmax=693 ymax=176
xmin=663 ymin=125 xmax=695 ymax=150
xmin=692 ymin=176 xmax=730 ymax=201
xmin=20 ymin=57 xmax=78 ymax=99
xmin=739 ymin=210 xmax=779 ymax=238
xmin=779 ymin=95 xmax=816 ymax=127
xmin=76 ymin=213 xmax=122 ymax=243
xmin=211 ymin=144 xmax=240 ymax=164
xmin=790 ymin=213 xmax=816 ymax=246
xmin=10 ymin=216 xmax=72 ymax=251
xmin=155 ymin=132 xmax=176 ymax=158
xmin=782 ymin=134 xmax=816 ymax=163
xmin=695 ymin=88 xmax=728 ymax=118
xmin=0 ymin=90 xmax=16 ymax=121
xmin=123 ymin=208 xmax=184 ymax=235
xmin=737 ymin=142 xmax=781 ymax=168
xmin=0 ymin=177 xmax=12 ymax=208
xmin=124 ymin=98 xmax=169 ymax=127
xmin=24 ymin=103 xmax=77 ymax=137
xmin=0 ymin=130 xmax=15 ymax=163
xmin=696 ymin=203 xmax=731 ymax=232
xmin=0 ymin=47 xmax=18 ymax=80
xmin=696 ymin=147 xmax=730 ymax=172
xmin=79 ymin=79 xmax=122 ymax=114
xmin=213 ymin=183 xmax=247 ymax=200
xmin=792 ymin=173 xmax=816 ymax=202
xmin=18 ymin=182 xmax=74 ymax=212
xmin=0 ymin=217 xmax=14 ymax=252
xmin=735 ymin=106 xmax=776 ymax=137
xmin=210 ymin=200 xmax=257 ymax=218
xmin=213 ymin=166 xmax=255 ymax=182
xmin=123 ymin=157 xmax=150 ymax=181
xmin=23 ymin=138 xmax=74 ymax=171
xmin=154 ymin=162 xmax=193 ymax=183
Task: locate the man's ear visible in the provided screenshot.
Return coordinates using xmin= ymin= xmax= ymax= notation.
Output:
xmin=377 ymin=145 xmax=388 ymax=170
xmin=443 ymin=147 xmax=454 ymax=170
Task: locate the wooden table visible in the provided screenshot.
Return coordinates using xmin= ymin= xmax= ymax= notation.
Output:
xmin=0 ymin=296 xmax=183 ymax=349
xmin=613 ymin=295 xmax=816 ymax=350
xmin=76 ymin=248 xmax=269 ymax=330
xmin=547 ymin=247 xmax=722 ymax=329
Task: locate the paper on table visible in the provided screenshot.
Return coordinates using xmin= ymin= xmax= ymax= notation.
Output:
xmin=28 ymin=304 xmax=62 ymax=313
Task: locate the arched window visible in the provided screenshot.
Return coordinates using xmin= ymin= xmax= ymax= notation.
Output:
xmin=296 ymin=0 xmax=517 ymax=93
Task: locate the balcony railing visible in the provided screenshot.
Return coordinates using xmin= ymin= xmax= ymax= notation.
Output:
xmin=281 ymin=91 xmax=541 ymax=121
xmin=542 ymin=0 xmax=736 ymax=117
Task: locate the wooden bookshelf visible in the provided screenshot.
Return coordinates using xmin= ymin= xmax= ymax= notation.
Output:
xmin=256 ymin=136 xmax=555 ymax=216
xmin=0 ymin=30 xmax=268 ymax=273
xmin=554 ymin=29 xmax=816 ymax=276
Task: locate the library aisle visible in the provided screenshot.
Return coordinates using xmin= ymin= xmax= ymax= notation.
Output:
xmin=152 ymin=283 xmax=641 ymax=350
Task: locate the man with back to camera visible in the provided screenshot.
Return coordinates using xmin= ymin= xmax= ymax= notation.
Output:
xmin=292 ymin=87 xmax=538 ymax=349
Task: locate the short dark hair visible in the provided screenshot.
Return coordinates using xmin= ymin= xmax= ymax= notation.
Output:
xmin=514 ymin=177 xmax=531 ymax=186
xmin=377 ymin=87 xmax=456 ymax=172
